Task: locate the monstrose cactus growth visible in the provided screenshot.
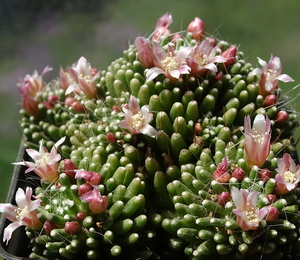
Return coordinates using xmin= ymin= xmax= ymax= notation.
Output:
xmin=0 ymin=13 xmax=299 ymax=260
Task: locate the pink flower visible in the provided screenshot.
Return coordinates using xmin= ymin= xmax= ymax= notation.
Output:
xmin=18 ymin=66 xmax=52 ymax=116
xmin=134 ymin=37 xmax=155 ymax=68
xmin=275 ymin=153 xmax=300 ymax=195
xmin=244 ymin=114 xmax=271 ymax=168
xmin=59 ymin=66 xmax=78 ymax=91
xmin=13 ymin=137 xmax=65 ymax=182
xmin=146 ymin=43 xmax=191 ymax=81
xmin=250 ymin=55 xmax=294 ymax=96
xmin=119 ymin=96 xmax=157 ymax=138
xmin=231 ymin=187 xmax=268 ymax=231
xmin=187 ymin=17 xmax=205 ymax=40
xmin=152 ymin=13 xmax=172 ymax=41
xmin=75 ymin=170 xmax=101 ymax=185
xmin=80 ymin=186 xmax=108 ymax=214
xmin=0 ymin=187 xmax=42 ymax=244
xmin=65 ymin=57 xmax=100 ymax=99
xmin=187 ymin=39 xmax=227 ymax=76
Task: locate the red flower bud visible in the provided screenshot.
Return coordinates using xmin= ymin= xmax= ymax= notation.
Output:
xmin=65 ymin=221 xmax=81 ymax=235
xmin=76 ymin=212 xmax=86 ymax=221
xmin=263 ymin=94 xmax=277 ymax=107
xmin=63 ymin=159 xmax=78 ymax=182
xmin=106 ymin=132 xmax=117 ymax=143
xmin=259 ymin=168 xmax=272 ymax=183
xmin=232 ymin=167 xmax=246 ymax=182
xmin=65 ymin=97 xmax=76 ymax=107
xmin=275 ymin=111 xmax=289 ymax=123
xmin=71 ymin=100 xmax=85 ymax=112
xmin=43 ymin=220 xmax=58 ymax=235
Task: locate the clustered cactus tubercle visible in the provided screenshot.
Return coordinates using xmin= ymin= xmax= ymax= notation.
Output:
xmin=1 ymin=13 xmax=300 ymax=260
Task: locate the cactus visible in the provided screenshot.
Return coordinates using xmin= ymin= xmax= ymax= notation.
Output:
xmin=1 ymin=13 xmax=299 ymax=260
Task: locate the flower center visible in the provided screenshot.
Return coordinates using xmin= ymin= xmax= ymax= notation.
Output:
xmin=15 ymin=206 xmax=29 ymax=221
xmin=283 ymin=170 xmax=296 ymax=183
xmin=251 ymin=129 xmax=265 ymax=145
xmin=131 ymin=112 xmax=146 ymax=131
xmin=35 ymin=153 xmax=50 ymax=167
xmin=266 ymin=69 xmax=277 ymax=82
xmin=245 ymin=204 xmax=259 ymax=224
xmin=79 ymin=74 xmax=91 ymax=83
xmin=161 ymin=53 xmax=179 ymax=72
xmin=194 ymin=53 xmax=207 ymax=66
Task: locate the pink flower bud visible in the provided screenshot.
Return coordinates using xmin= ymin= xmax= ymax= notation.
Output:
xmin=263 ymin=94 xmax=277 ymax=107
xmin=65 ymin=97 xmax=76 ymax=107
xmin=264 ymin=206 xmax=280 ymax=222
xmin=44 ymin=95 xmax=59 ymax=109
xmin=71 ymin=100 xmax=85 ymax=112
xmin=75 ymin=170 xmax=101 ymax=185
xmin=217 ymin=192 xmax=231 ymax=207
xmin=232 ymin=167 xmax=246 ymax=182
xmin=221 ymin=45 xmax=237 ymax=68
xmin=187 ymin=17 xmax=205 ymax=40
xmin=213 ymin=157 xmax=231 ymax=183
xmin=78 ymin=183 xmax=93 ymax=196
xmin=65 ymin=221 xmax=81 ymax=235
xmin=266 ymin=194 xmax=276 ymax=203
xmin=275 ymin=111 xmax=289 ymax=123
xmin=80 ymin=186 xmax=108 ymax=215
xmin=259 ymin=168 xmax=272 ymax=183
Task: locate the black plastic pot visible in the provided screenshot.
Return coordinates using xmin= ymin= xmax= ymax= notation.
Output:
xmin=0 ymin=144 xmax=34 ymax=260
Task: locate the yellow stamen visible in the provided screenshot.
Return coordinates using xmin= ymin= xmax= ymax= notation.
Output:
xmin=283 ymin=171 xmax=296 ymax=183
xmin=194 ymin=53 xmax=207 ymax=66
xmin=245 ymin=204 xmax=259 ymax=224
xmin=161 ymin=53 xmax=179 ymax=72
xmin=131 ymin=112 xmax=146 ymax=131
xmin=35 ymin=153 xmax=50 ymax=167
xmin=15 ymin=206 xmax=29 ymax=221
xmin=266 ymin=69 xmax=277 ymax=82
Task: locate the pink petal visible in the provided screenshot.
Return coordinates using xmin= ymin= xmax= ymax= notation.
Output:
xmin=3 ymin=221 xmax=21 ymax=245
xmin=146 ymin=67 xmax=165 ymax=81
xmin=275 ymin=74 xmax=294 ymax=82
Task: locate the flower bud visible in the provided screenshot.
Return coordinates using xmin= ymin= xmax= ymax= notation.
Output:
xmin=78 ymin=183 xmax=93 ymax=196
xmin=71 ymin=101 xmax=85 ymax=112
xmin=221 ymin=45 xmax=237 ymax=68
xmin=65 ymin=221 xmax=81 ymax=235
xmin=213 ymin=157 xmax=231 ymax=183
xmin=259 ymin=168 xmax=272 ymax=183
xmin=106 ymin=132 xmax=117 ymax=143
xmin=264 ymin=206 xmax=280 ymax=222
xmin=263 ymin=94 xmax=277 ymax=107
xmin=63 ymin=159 xmax=78 ymax=182
xmin=275 ymin=110 xmax=289 ymax=123
xmin=75 ymin=170 xmax=101 ymax=185
xmin=217 ymin=192 xmax=231 ymax=207
xmin=43 ymin=220 xmax=58 ymax=235
xmin=232 ymin=167 xmax=246 ymax=182
xmin=266 ymin=194 xmax=276 ymax=203
xmin=76 ymin=212 xmax=86 ymax=221
xmin=187 ymin=17 xmax=205 ymax=40
xmin=44 ymin=95 xmax=59 ymax=109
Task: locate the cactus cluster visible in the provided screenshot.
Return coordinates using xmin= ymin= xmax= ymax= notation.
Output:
xmin=1 ymin=14 xmax=300 ymax=260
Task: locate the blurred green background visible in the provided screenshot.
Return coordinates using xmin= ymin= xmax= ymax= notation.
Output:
xmin=0 ymin=0 xmax=299 ymax=206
